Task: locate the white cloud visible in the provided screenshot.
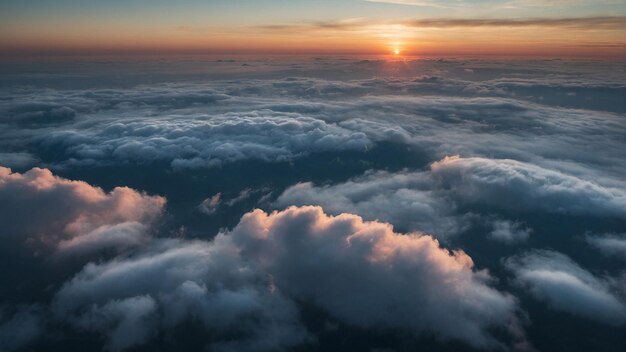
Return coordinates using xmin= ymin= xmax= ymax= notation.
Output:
xmin=506 ymin=250 xmax=626 ymax=325
xmin=52 ymin=206 xmax=522 ymax=350
xmin=431 ymin=156 xmax=626 ymax=218
xmin=488 ymin=220 xmax=531 ymax=244
xmin=226 ymin=206 xmax=520 ymax=348
xmin=276 ymin=170 xmax=469 ymax=237
xmin=0 ymin=166 xmax=165 ymax=255
xmin=586 ymin=233 xmax=626 ymax=259
xmin=52 ymin=238 xmax=311 ymax=352
xmin=277 ymin=156 xmax=625 ymax=241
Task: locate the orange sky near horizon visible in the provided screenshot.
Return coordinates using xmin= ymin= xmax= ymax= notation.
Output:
xmin=1 ymin=2 xmax=625 ymax=58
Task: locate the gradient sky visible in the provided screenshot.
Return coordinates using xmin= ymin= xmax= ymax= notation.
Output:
xmin=1 ymin=0 xmax=625 ymax=57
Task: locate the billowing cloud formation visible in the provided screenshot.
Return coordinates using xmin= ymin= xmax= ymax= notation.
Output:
xmin=53 ymin=206 xmax=520 ymax=350
xmin=431 ymin=156 xmax=626 ymax=218
xmin=36 ymin=113 xmax=371 ymax=170
xmin=0 ymin=166 xmax=165 ymax=254
xmin=226 ymin=206 xmax=520 ymax=348
xmin=506 ymin=250 xmax=626 ymax=325
xmin=276 ymin=170 xmax=468 ymax=237
xmin=278 ymin=156 xmax=625 ymax=239
xmin=53 ymin=239 xmax=310 ymax=352
xmin=2 ymin=59 xmax=625 ymax=178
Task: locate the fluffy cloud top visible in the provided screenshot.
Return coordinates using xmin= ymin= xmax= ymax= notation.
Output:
xmin=278 ymin=156 xmax=625 ymax=240
xmin=431 ymin=156 xmax=626 ymax=218
xmin=52 ymin=206 xmax=520 ymax=350
xmin=227 ymin=206 xmax=520 ymax=347
xmin=506 ymin=250 xmax=626 ymax=325
xmin=53 ymin=238 xmax=310 ymax=352
xmin=3 ymin=60 xmax=625 ymax=179
xmin=35 ymin=113 xmax=372 ymax=170
xmin=0 ymin=166 xmax=165 ymax=254
xmin=276 ymin=170 xmax=467 ymax=237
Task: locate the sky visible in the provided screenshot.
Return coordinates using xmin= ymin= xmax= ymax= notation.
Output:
xmin=1 ymin=0 xmax=626 ymax=57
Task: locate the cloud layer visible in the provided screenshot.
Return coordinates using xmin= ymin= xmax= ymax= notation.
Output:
xmin=1 ymin=57 xmax=625 ymax=351
xmin=0 ymin=166 xmax=165 ymax=255
xmin=278 ymin=155 xmax=626 ymax=240
xmin=49 ymin=206 xmax=521 ymax=350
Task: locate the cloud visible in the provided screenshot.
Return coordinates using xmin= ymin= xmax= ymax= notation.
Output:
xmin=257 ymin=16 xmax=626 ymax=31
xmin=52 ymin=206 xmax=522 ymax=350
xmin=2 ymin=69 xmax=625 ymax=181
xmin=56 ymin=222 xmax=151 ymax=257
xmin=276 ymin=170 xmax=470 ymax=237
xmin=431 ymin=156 xmax=626 ymax=219
xmin=586 ymin=233 xmax=626 ymax=259
xmin=198 ymin=193 xmax=222 ymax=215
xmin=488 ymin=220 xmax=532 ymax=244
xmin=0 ymin=166 xmax=165 ymax=255
xmin=277 ymin=156 xmax=625 ymax=240
xmin=52 ymin=238 xmax=311 ymax=352
xmin=3 ymin=103 xmax=76 ymax=126
xmin=1 ymin=58 xmax=624 ymax=351
xmin=506 ymin=250 xmax=626 ymax=325
xmin=34 ymin=112 xmax=372 ymax=170
xmin=226 ymin=206 xmax=520 ymax=348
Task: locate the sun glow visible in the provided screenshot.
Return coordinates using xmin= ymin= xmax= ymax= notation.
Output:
xmin=394 ymin=48 xmax=400 ymax=55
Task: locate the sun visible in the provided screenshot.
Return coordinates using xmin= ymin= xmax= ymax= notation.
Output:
xmin=394 ymin=49 xmax=400 ymax=55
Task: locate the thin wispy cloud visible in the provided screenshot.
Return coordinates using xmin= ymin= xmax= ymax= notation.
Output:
xmin=366 ymin=0 xmax=623 ymax=9
xmin=256 ymin=16 xmax=626 ymax=32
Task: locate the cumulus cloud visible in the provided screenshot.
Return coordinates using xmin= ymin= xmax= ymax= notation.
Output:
xmin=52 ymin=206 xmax=522 ymax=350
xmin=259 ymin=15 xmax=626 ymax=31
xmin=226 ymin=206 xmax=520 ymax=348
xmin=52 ymin=238 xmax=311 ymax=352
xmin=276 ymin=170 xmax=469 ymax=237
xmin=3 ymin=103 xmax=76 ymax=126
xmin=0 ymin=166 xmax=165 ymax=255
xmin=431 ymin=156 xmax=626 ymax=218
xmin=488 ymin=220 xmax=531 ymax=244
xmin=56 ymin=222 xmax=151 ymax=257
xmin=586 ymin=233 xmax=626 ymax=259
xmin=277 ymin=155 xmax=624 ymax=241
xmin=34 ymin=113 xmax=371 ymax=170
xmin=506 ymin=250 xmax=626 ymax=325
